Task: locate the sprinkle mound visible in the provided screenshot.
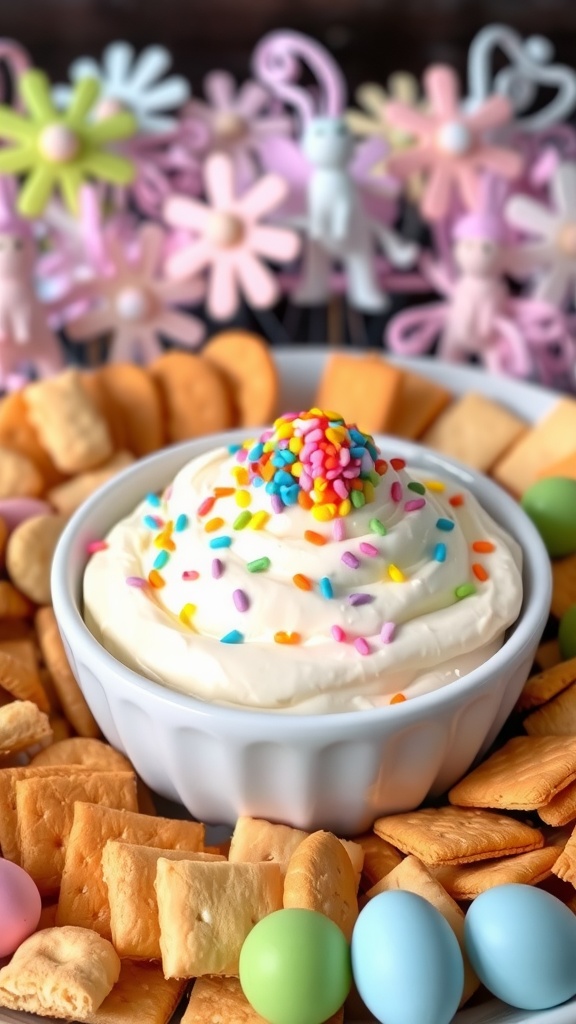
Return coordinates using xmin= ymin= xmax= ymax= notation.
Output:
xmin=236 ymin=408 xmax=388 ymax=521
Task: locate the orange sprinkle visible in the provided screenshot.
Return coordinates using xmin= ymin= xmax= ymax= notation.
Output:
xmin=274 ymin=631 xmax=302 ymax=645
xmin=390 ymin=693 xmax=406 ymax=704
xmin=350 ymin=479 xmax=363 ymax=491
xmin=472 ymin=563 xmax=489 ymax=582
xmin=154 ymin=534 xmax=176 ymax=551
xmin=261 ymin=460 xmax=275 ymax=482
xmin=472 ymin=540 xmax=496 ymax=553
xmin=205 ymin=517 xmax=225 ymax=533
xmin=214 ymin=487 xmax=235 ymax=497
xmin=298 ymin=491 xmax=314 ymax=510
xmin=305 ymin=530 xmax=327 ymax=546
xmin=293 ymin=573 xmax=312 ymax=591
xmin=148 ymin=569 xmax=165 ymax=589
xmin=449 ymin=494 xmax=465 ymax=507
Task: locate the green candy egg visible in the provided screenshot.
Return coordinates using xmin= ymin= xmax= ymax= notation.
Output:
xmin=239 ymin=908 xmax=351 ymax=1024
xmin=520 ymin=477 xmax=576 ymax=558
xmin=559 ymin=605 xmax=576 ymax=661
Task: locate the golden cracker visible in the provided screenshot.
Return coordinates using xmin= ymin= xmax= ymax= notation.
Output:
xmin=202 ymin=330 xmax=279 ymax=427
xmin=84 ymin=961 xmax=187 ymax=1024
xmin=435 ymin=846 xmax=562 ymax=901
xmin=389 ymin=369 xmax=452 ymax=439
xmin=493 ymin=396 xmax=576 ymax=495
xmin=0 ymin=390 xmax=66 ymax=489
xmin=6 ymin=514 xmax=67 ymax=605
xmin=551 ymin=554 xmax=576 ymax=619
xmin=516 ymin=656 xmax=576 ymax=711
xmin=24 ymin=369 xmax=113 ymax=473
xmin=48 ymin=451 xmax=134 ymax=516
xmin=525 ymin=683 xmax=576 ymax=738
xmin=35 ymin=606 xmax=101 ymax=737
xmin=0 ymin=764 xmax=95 ymax=863
xmin=538 ymin=780 xmax=576 ymax=826
xmin=228 ymin=815 xmax=308 ymax=876
xmin=150 ymin=352 xmax=235 ymax=442
xmin=355 ymin=832 xmax=403 ymax=889
xmin=97 ymin=363 xmax=165 ymax=456
xmin=0 ymin=645 xmax=49 ymax=711
xmin=0 ymin=580 xmax=34 ymax=618
xmin=315 ymin=353 xmax=404 ymax=435
xmin=448 ymin=735 xmax=576 ymax=810
xmin=422 ymin=392 xmax=527 ymax=473
xmin=0 ymin=445 xmax=44 ymax=498
xmin=0 ymin=699 xmax=52 ymax=755
xmin=283 ymin=830 xmax=358 ymax=941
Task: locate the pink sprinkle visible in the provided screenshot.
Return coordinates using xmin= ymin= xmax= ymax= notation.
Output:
xmin=261 ymin=429 xmax=274 ymax=441
xmin=300 ymin=418 xmax=321 ymax=434
xmin=163 ymin=485 xmax=173 ymax=501
xmin=332 ymin=519 xmax=346 ymax=542
xmin=306 ymin=428 xmax=324 ymax=443
xmin=237 ymin=448 xmax=248 ymax=462
xmin=182 ymin=570 xmax=199 ymax=581
xmin=301 ymin=443 xmax=318 ymax=461
xmin=86 ymin=540 xmax=107 ymax=554
xmin=341 ymin=551 xmax=359 ymax=569
xmin=197 ymin=497 xmax=215 ymax=517
xmin=212 ymin=558 xmax=223 ymax=579
xmin=354 ymin=637 xmax=370 ymax=656
xmin=343 ymin=467 xmax=359 ymax=479
xmin=404 ymin=498 xmax=426 ymax=511
xmin=340 ymin=448 xmax=351 ymax=466
xmin=310 ymin=449 xmax=324 ymax=463
xmin=333 ymin=479 xmax=348 ymax=499
xmin=391 ymin=481 xmax=403 ymax=503
xmin=331 ymin=625 xmax=346 ymax=642
xmin=233 ymin=589 xmax=249 ymax=612
xmin=359 ymin=542 xmax=378 ymax=557
xmin=300 ymin=471 xmax=313 ymax=491
xmin=381 ymin=621 xmax=396 ymax=644
xmin=126 ymin=576 xmax=147 ymax=588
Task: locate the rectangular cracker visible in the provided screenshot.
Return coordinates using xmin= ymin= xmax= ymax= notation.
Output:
xmin=35 ymin=606 xmax=101 ymax=737
xmin=433 ymin=845 xmax=561 ymax=901
xmin=156 ymin=859 xmax=283 ymax=978
xmin=524 ymin=683 xmax=576 ymax=737
xmin=421 ymin=392 xmax=527 ymax=473
xmin=84 ymin=961 xmax=187 ymax=1024
xmin=0 ymin=764 xmax=96 ymax=863
xmin=373 ymin=806 xmax=544 ymax=866
xmin=355 ymin=832 xmax=403 ymax=889
xmin=103 ymin=841 xmax=224 ymax=959
xmin=314 ymin=353 xmax=405 ymax=435
xmin=538 ymin=449 xmax=576 ymax=480
xmin=538 ymin=780 xmax=576 ymax=826
xmin=389 ymin=369 xmax=452 ymax=439
xmin=17 ymin=772 xmax=138 ymax=895
xmin=0 ymin=699 xmax=52 ymax=755
xmin=516 ymin=656 xmax=576 ymax=711
xmin=493 ymin=397 xmax=576 ymax=495
xmin=228 ymin=816 xmax=308 ymax=876
xmin=368 ymin=855 xmax=479 ymax=1006
xmin=551 ymin=554 xmax=576 ymax=619
xmin=48 ymin=451 xmax=135 ymax=515
xmin=549 ymin=825 xmax=576 ymax=886
xmin=448 ymin=735 xmax=576 ymax=810
xmin=57 ymin=802 xmax=205 ymax=937
xmin=24 ymin=368 xmax=114 ymax=473
xmin=183 ymin=977 xmax=344 ymax=1024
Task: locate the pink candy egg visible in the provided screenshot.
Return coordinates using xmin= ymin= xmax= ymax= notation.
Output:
xmin=0 ymin=498 xmax=53 ymax=534
xmin=0 ymin=858 xmax=41 ymax=957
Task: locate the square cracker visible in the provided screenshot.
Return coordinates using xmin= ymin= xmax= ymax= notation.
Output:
xmin=84 ymin=961 xmax=187 ymax=1024
xmin=155 ymin=859 xmax=283 ymax=978
xmin=493 ymin=397 xmax=576 ymax=495
xmin=355 ymin=832 xmax=403 ymax=889
xmin=517 ymin=656 xmax=576 ymax=711
xmin=0 ymin=646 xmax=49 ymax=711
xmin=433 ymin=845 xmax=561 ymax=901
xmin=552 ymin=828 xmax=576 ymax=886
xmin=448 ymin=736 xmax=576 ymax=810
xmin=367 ymin=855 xmax=479 ymax=1006
xmin=0 ymin=764 xmax=96 ymax=864
xmin=373 ymin=806 xmax=544 ymax=866
xmin=58 ymin=802 xmax=205 ymax=936
xmin=17 ymin=772 xmax=138 ymax=896
xmin=551 ymin=554 xmax=576 ymax=619
xmin=0 ymin=925 xmax=120 ymax=1019
xmin=182 ymin=977 xmax=344 ymax=1024
xmin=0 ymin=699 xmax=52 ymax=755
xmin=538 ymin=780 xmax=576 ymax=827
xmin=315 ymin=353 xmax=404 ymax=435
xmin=389 ymin=369 xmax=452 ymax=439
xmin=228 ymin=816 xmax=308 ymax=876
xmin=421 ymin=392 xmax=527 ymax=473
xmin=103 ymin=841 xmax=224 ymax=959
xmin=524 ymin=683 xmax=576 ymax=738
xmin=24 ymin=368 xmax=113 ymax=474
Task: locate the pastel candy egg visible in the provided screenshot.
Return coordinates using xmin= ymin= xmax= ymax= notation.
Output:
xmin=559 ymin=604 xmax=576 ymax=660
xmin=465 ymin=883 xmax=576 ymax=1010
xmin=0 ymin=498 xmax=53 ymax=534
xmin=520 ymin=477 xmax=576 ymax=557
xmin=351 ymin=891 xmax=464 ymax=1024
xmin=0 ymin=858 xmax=41 ymax=957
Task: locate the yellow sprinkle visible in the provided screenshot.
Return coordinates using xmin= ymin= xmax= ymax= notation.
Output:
xmin=273 ymin=416 xmax=287 ymax=429
xmin=308 ymin=407 xmax=323 ymax=416
xmin=314 ymin=478 xmax=328 ymax=493
xmin=424 ymin=479 xmax=445 ymax=492
xmin=325 ymin=426 xmax=346 ymax=445
xmin=179 ymin=602 xmax=196 ymax=625
xmin=338 ymin=499 xmax=352 ymax=517
xmin=291 ymin=462 xmax=303 ymax=478
xmin=388 ymin=564 xmax=406 ymax=583
xmin=276 ymin=422 xmax=294 ymax=440
xmin=312 ymin=503 xmax=337 ymax=521
xmin=205 ymin=517 xmax=224 ymax=533
xmin=364 ymin=481 xmax=375 ymax=504
xmin=323 ymin=409 xmax=342 ymax=420
xmin=235 ymin=489 xmax=251 ymax=508
xmin=249 ymin=511 xmax=270 ymax=530
xmin=242 ymin=438 xmax=255 ymax=449
xmin=154 ymin=520 xmax=175 ymax=550
xmin=289 ymin=437 xmax=303 ymax=454
xmin=231 ymin=466 xmax=249 ymax=485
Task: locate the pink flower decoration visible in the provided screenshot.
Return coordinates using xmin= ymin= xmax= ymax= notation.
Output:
xmin=385 ymin=65 xmax=523 ymax=220
xmin=66 ymin=223 xmax=205 ymax=362
xmin=163 ymin=152 xmax=300 ymax=319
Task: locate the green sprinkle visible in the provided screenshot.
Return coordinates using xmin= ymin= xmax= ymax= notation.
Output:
xmin=351 ymin=491 xmax=366 ymax=509
xmin=455 ymin=583 xmax=477 ymax=600
xmin=369 ymin=518 xmax=387 ymax=536
xmin=233 ymin=510 xmax=253 ymax=530
xmin=153 ymin=550 xmax=169 ymax=570
xmin=407 ymin=481 xmax=426 ymax=494
xmin=368 ymin=470 xmax=381 ymax=487
xmin=175 ymin=514 xmax=188 ymax=531
xmin=247 ymin=557 xmax=271 ymax=573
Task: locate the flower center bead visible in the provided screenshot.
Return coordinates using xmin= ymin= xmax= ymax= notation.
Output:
xmin=436 ymin=120 xmax=473 ymax=155
xmin=213 ymin=111 xmax=247 ymax=142
xmin=557 ymin=222 xmax=576 ymax=258
xmin=38 ymin=123 xmax=80 ymax=163
xmin=115 ymin=286 xmax=152 ymax=323
xmin=94 ymin=97 xmax=126 ymax=121
xmin=205 ymin=211 xmax=245 ymax=248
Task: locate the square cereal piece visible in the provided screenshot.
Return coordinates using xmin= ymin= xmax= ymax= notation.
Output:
xmin=155 ymin=859 xmax=283 ymax=978
xmin=84 ymin=960 xmax=187 ymax=1024
xmin=58 ymin=802 xmax=205 ymax=936
xmin=0 ymin=764 xmax=95 ymax=864
xmin=367 ymin=855 xmax=479 ymax=1006
xmin=448 ymin=736 xmax=576 ymax=811
xmin=315 ymin=353 xmax=405 ymax=435
xmin=182 ymin=977 xmax=344 ymax=1024
xmin=0 ymin=925 xmax=120 ymax=1019
xmin=525 ymin=682 xmax=576 ymax=737
xmin=0 ymin=700 xmax=52 ymax=755
xmin=433 ymin=845 xmax=561 ymax=901
xmin=421 ymin=392 xmax=527 ymax=473
xmin=389 ymin=369 xmax=452 ymax=440
xmin=516 ymin=656 xmax=576 ymax=712
xmin=355 ymin=832 xmax=403 ymax=889
xmin=17 ymin=772 xmax=138 ymax=896
xmin=228 ymin=816 xmax=308 ymax=876
xmin=373 ymin=806 xmax=544 ymax=866
xmin=102 ymin=841 xmax=224 ymax=959
xmin=24 ymin=368 xmax=114 ymax=474
xmin=493 ymin=397 xmax=576 ymax=495
xmin=551 ymin=554 xmax=576 ymax=619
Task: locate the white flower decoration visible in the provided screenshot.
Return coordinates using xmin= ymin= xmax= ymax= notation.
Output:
xmin=53 ymin=42 xmax=190 ymax=135
xmin=506 ymin=161 xmax=576 ymax=306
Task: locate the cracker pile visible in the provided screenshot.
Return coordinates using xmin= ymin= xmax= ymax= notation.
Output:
xmin=0 ymin=345 xmax=575 ymax=1022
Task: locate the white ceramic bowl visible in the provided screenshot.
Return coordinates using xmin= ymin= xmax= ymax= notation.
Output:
xmin=51 ymin=427 xmax=551 ymax=835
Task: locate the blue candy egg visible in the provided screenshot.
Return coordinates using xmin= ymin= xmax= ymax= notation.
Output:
xmin=465 ymin=883 xmax=576 ymax=1011
xmin=351 ymin=891 xmax=464 ymax=1024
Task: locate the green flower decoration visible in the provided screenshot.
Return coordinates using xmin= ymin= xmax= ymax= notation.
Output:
xmin=0 ymin=69 xmax=137 ymax=217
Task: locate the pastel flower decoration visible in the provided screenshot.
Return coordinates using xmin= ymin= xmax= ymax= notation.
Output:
xmin=66 ymin=223 xmax=205 ymax=362
xmin=53 ymin=42 xmax=190 ymax=135
xmin=346 ymin=73 xmax=422 ymax=152
xmin=505 ymin=161 xmax=576 ymax=306
xmin=0 ymin=69 xmax=136 ymax=217
xmin=163 ymin=152 xmax=300 ymax=320
xmin=385 ymin=65 xmax=523 ymax=220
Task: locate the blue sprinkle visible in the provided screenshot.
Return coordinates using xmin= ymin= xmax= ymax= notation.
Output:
xmin=209 ymin=536 xmax=232 ymax=549
xmin=228 ymin=443 xmax=242 ymax=454
xmin=220 ymin=630 xmax=244 ymax=644
xmin=280 ymin=484 xmax=299 ymax=506
xmin=248 ymin=443 xmax=264 ymax=461
xmin=434 ymin=543 xmax=447 ymax=562
xmin=320 ymin=577 xmax=333 ymax=599
xmin=143 ymin=515 xmax=159 ymax=529
xmin=436 ymin=518 xmax=455 ymax=532
xmin=253 ymin=477 xmax=264 ymax=488
xmin=274 ymin=470 xmax=294 ymax=487
xmin=265 ymin=481 xmax=279 ymax=495
xmin=350 ymin=429 xmax=366 ymax=444
xmin=146 ymin=492 xmax=161 ymax=507
xmin=153 ymin=550 xmax=169 ymax=569
xmin=282 ymin=451 xmax=297 ymax=464
xmin=350 ymin=446 xmax=366 ymax=459
xmin=271 ymin=453 xmax=287 ymax=467
xmin=366 ymin=442 xmax=379 ymax=460
xmin=175 ymin=514 xmax=188 ymax=532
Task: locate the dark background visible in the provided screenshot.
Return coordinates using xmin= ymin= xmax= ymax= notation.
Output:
xmin=3 ymin=0 xmax=576 ymax=93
